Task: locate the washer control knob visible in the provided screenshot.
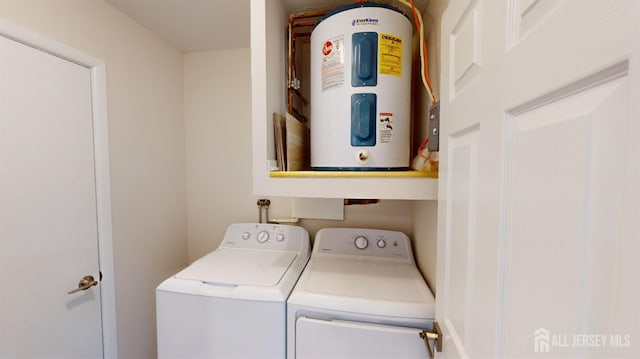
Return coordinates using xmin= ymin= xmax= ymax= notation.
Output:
xmin=377 ymin=239 xmax=387 ymax=248
xmin=241 ymin=232 xmax=250 ymax=240
xmin=276 ymin=233 xmax=285 ymax=241
xmin=257 ymin=231 xmax=270 ymax=243
xmin=354 ymin=236 xmax=369 ymax=250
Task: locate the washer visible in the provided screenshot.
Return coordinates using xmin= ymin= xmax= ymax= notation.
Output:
xmin=156 ymin=223 xmax=310 ymax=359
xmin=287 ymin=228 xmax=435 ymax=359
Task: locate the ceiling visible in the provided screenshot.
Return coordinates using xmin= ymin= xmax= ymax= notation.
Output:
xmin=107 ymin=0 xmax=430 ymax=53
xmin=106 ymin=0 xmax=251 ymax=52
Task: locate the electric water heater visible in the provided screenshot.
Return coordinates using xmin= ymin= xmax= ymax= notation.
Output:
xmin=310 ymin=2 xmax=412 ymax=170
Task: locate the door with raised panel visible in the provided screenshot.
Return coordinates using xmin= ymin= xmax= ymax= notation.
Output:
xmin=436 ymin=0 xmax=639 ymax=357
xmin=0 ymin=35 xmax=103 ymax=357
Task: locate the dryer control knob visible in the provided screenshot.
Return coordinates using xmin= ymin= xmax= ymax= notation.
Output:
xmin=276 ymin=233 xmax=285 ymax=241
xmin=377 ymin=239 xmax=387 ymax=248
xmin=354 ymin=236 xmax=368 ymax=250
xmin=241 ymin=232 xmax=250 ymax=240
xmin=257 ymin=231 xmax=270 ymax=243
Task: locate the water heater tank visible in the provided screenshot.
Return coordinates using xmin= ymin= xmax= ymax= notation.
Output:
xmin=310 ymin=2 xmax=412 ymax=170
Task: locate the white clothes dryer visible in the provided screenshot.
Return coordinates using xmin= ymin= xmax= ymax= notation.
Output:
xmin=157 ymin=223 xmax=310 ymax=359
xmin=287 ymin=228 xmax=435 ymax=359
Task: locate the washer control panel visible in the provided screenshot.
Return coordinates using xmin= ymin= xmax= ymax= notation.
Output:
xmin=313 ymin=228 xmax=413 ymax=261
xmin=220 ymin=223 xmax=309 ymax=252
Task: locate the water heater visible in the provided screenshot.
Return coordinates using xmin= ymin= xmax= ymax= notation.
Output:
xmin=310 ymin=2 xmax=412 ymax=170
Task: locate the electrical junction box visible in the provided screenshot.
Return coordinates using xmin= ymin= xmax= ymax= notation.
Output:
xmin=427 ymin=102 xmax=440 ymax=152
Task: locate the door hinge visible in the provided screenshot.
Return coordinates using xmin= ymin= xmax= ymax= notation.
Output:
xmin=420 ymin=321 xmax=443 ymax=358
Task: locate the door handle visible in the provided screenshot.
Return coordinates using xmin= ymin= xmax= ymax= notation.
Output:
xmin=420 ymin=321 xmax=443 ymax=358
xmin=67 ymin=275 xmax=98 ymax=294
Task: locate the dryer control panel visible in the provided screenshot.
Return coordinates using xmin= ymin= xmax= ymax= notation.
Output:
xmin=220 ymin=223 xmax=310 ymax=254
xmin=312 ymin=228 xmax=413 ymax=262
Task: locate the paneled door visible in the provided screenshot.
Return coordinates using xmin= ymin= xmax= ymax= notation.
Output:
xmin=436 ymin=0 xmax=639 ymax=357
xmin=0 ymin=34 xmax=104 ymax=357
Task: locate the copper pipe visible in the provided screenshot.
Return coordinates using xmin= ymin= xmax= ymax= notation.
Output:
xmin=287 ymin=19 xmax=294 ymax=114
xmin=288 ymin=92 xmax=294 ymax=114
xmin=288 ymin=20 xmax=293 ymax=85
xmin=287 ymin=8 xmax=330 ymax=116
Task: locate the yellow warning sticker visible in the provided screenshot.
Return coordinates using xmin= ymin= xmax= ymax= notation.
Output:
xmin=379 ymin=33 xmax=402 ymax=77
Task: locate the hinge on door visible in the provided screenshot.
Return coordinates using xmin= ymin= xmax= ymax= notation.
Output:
xmin=99 ymin=271 xmax=103 ymax=281
xmin=420 ymin=321 xmax=443 ymax=358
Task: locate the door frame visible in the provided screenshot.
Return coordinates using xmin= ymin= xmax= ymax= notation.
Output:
xmin=0 ymin=18 xmax=117 ymax=358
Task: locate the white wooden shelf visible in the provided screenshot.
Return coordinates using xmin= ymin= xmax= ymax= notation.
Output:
xmin=269 ymin=170 xmax=437 ymax=178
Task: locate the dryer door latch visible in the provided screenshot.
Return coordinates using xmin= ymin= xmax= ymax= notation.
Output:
xmin=420 ymin=321 xmax=443 ymax=357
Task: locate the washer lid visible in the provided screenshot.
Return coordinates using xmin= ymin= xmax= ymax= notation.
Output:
xmin=175 ymin=249 xmax=297 ymax=287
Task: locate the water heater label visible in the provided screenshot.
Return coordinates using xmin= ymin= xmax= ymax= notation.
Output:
xmin=321 ymin=35 xmax=345 ymax=91
xmin=379 ymin=112 xmax=394 ymax=143
xmin=379 ymin=33 xmax=402 ymax=77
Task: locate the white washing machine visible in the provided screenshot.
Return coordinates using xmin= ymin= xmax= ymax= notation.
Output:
xmin=287 ymin=228 xmax=435 ymax=359
xmin=156 ymin=223 xmax=310 ymax=359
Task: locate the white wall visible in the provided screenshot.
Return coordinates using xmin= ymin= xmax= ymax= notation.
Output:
xmin=412 ymin=201 xmax=438 ymax=292
xmin=184 ymin=48 xmax=263 ymax=260
xmin=0 ymin=1 xmax=188 ymax=358
xmin=411 ymin=0 xmax=448 ymax=294
xmin=185 ymin=49 xmax=299 ymax=261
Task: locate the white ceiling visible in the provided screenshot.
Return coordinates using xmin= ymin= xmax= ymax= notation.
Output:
xmin=107 ymin=0 xmax=430 ymax=53
xmin=107 ymin=0 xmax=251 ymax=52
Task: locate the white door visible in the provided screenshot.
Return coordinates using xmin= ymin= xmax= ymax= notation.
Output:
xmin=436 ymin=0 xmax=639 ymax=358
xmin=0 ymin=35 xmax=104 ymax=357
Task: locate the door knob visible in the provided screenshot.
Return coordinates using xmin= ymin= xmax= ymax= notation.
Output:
xmin=67 ymin=275 xmax=98 ymax=294
xmin=420 ymin=321 xmax=443 ymax=358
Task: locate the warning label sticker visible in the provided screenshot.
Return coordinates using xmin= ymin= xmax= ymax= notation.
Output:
xmin=379 ymin=112 xmax=394 ymax=143
xmin=379 ymin=33 xmax=402 ymax=77
xmin=321 ymin=35 xmax=345 ymax=91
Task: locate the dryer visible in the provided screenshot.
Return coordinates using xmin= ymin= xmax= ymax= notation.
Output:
xmin=157 ymin=223 xmax=310 ymax=359
xmin=287 ymin=228 xmax=435 ymax=359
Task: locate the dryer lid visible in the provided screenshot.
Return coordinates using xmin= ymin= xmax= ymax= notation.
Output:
xmin=175 ymin=249 xmax=297 ymax=287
